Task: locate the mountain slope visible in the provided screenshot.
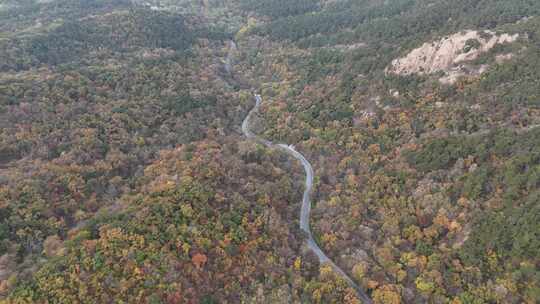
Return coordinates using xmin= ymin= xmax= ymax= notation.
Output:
xmin=1 ymin=0 xmax=539 ymax=303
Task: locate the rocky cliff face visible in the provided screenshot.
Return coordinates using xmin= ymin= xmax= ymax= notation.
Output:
xmin=387 ymin=30 xmax=518 ymax=83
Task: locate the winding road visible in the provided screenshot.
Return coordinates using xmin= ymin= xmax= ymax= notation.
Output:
xmin=242 ymin=94 xmax=373 ymax=304
xmin=224 ymin=40 xmax=236 ymax=75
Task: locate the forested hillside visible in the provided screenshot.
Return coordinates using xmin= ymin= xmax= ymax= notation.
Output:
xmin=1 ymin=0 xmax=539 ymax=303
xmin=232 ymin=0 xmax=539 ymax=302
xmin=0 ymin=1 xmax=361 ymax=302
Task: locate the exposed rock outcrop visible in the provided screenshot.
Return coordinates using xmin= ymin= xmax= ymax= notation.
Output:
xmin=387 ymin=30 xmax=518 ymax=83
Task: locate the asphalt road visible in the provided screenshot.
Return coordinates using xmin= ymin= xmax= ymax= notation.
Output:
xmin=242 ymin=94 xmax=373 ymax=304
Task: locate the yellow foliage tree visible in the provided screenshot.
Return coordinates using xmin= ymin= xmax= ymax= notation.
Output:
xmin=373 ymin=284 xmax=401 ymax=304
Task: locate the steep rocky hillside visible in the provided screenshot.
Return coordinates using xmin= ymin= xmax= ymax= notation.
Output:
xmin=387 ymin=30 xmax=519 ymax=83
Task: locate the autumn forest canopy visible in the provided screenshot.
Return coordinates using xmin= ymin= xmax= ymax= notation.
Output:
xmin=0 ymin=0 xmax=539 ymax=303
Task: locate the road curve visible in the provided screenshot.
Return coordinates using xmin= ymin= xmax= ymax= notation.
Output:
xmin=242 ymin=94 xmax=373 ymax=304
